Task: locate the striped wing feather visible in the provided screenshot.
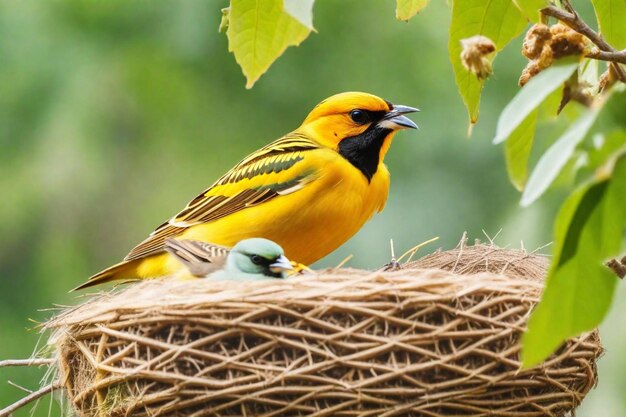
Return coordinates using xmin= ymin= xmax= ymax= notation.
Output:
xmin=124 ymin=133 xmax=320 ymax=262
xmin=164 ymin=238 xmax=230 ymax=277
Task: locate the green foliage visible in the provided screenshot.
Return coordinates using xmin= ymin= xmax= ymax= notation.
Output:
xmin=591 ymin=0 xmax=626 ymax=49
xmin=523 ymin=155 xmax=626 ymax=367
xmin=521 ymin=108 xmax=599 ymax=206
xmin=396 ymin=0 xmax=430 ymax=21
xmin=226 ymin=0 xmax=312 ymax=88
xmin=448 ymin=0 xmax=527 ymax=125
xmin=587 ymin=131 xmax=626 ymax=170
xmin=504 ymin=110 xmax=538 ymax=191
xmin=514 ymin=0 xmax=549 ymax=23
xmin=498 ymin=58 xmax=579 ymax=194
xmin=515 ymin=87 xmax=626 ymax=364
xmin=459 ymin=0 xmax=626 ymax=365
xmin=493 ymin=60 xmax=579 ymax=144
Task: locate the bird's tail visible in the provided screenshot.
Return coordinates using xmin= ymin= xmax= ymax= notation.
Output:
xmin=72 ymin=259 xmax=141 ymax=291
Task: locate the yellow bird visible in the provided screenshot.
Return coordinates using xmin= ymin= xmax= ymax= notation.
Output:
xmin=76 ymin=92 xmax=418 ymax=290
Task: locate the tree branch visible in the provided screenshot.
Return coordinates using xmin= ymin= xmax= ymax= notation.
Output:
xmin=0 ymin=381 xmax=62 ymax=417
xmin=8 ymin=381 xmax=34 ymax=394
xmin=0 ymin=358 xmax=54 ymax=368
xmin=541 ymin=3 xmax=626 ymax=82
xmin=541 ymin=5 xmax=612 ymax=51
xmin=586 ymin=50 xmax=626 ymax=65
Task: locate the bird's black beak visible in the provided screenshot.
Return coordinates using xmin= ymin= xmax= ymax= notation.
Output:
xmin=378 ymin=104 xmax=420 ymax=130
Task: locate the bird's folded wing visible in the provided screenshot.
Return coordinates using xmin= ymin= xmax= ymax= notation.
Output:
xmin=164 ymin=238 xmax=230 ymax=276
xmin=124 ymin=133 xmax=320 ymax=262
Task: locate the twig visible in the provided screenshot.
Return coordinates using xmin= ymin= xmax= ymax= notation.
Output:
xmin=541 ymin=2 xmax=626 ymax=82
xmin=8 ymin=381 xmax=33 ymax=394
xmin=333 ymin=254 xmax=353 ymax=270
xmin=586 ymin=50 xmax=626 ymax=65
xmin=0 ymin=358 xmax=54 ymax=368
xmin=383 ymin=239 xmax=400 ymax=270
xmin=396 ymin=236 xmax=440 ymax=264
xmin=0 ymin=381 xmax=61 ymax=417
xmin=543 ymin=1 xmax=612 ymax=50
xmin=482 ymin=229 xmax=503 ymax=246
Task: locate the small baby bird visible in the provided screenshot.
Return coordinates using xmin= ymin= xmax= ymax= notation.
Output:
xmin=165 ymin=237 xmax=294 ymax=280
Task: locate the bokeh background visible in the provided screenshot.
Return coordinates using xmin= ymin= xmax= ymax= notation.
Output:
xmin=1 ymin=0 xmax=624 ymax=415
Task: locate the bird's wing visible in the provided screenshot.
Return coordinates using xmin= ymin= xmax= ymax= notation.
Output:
xmin=124 ymin=133 xmax=320 ymax=261
xmin=164 ymin=238 xmax=230 ymax=276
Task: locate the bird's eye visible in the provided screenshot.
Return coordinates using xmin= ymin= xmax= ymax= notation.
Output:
xmin=349 ymin=109 xmax=369 ymax=125
xmin=250 ymin=255 xmax=263 ymax=265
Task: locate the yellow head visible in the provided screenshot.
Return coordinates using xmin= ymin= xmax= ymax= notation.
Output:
xmin=298 ymin=92 xmax=419 ymax=181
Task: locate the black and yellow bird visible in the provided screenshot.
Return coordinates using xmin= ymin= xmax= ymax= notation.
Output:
xmin=77 ymin=92 xmax=418 ymax=290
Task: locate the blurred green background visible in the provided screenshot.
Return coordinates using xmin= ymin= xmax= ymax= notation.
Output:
xmin=0 ymin=0 xmax=623 ymax=415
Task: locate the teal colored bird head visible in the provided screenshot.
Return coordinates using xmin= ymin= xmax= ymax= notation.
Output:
xmin=227 ymin=238 xmax=294 ymax=279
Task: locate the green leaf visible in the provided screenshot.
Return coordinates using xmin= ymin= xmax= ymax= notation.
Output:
xmin=521 ymin=109 xmax=599 ymax=206
xmin=396 ymin=0 xmax=430 ymax=21
xmin=449 ymin=0 xmax=527 ymax=126
xmin=505 ymin=110 xmax=538 ymax=191
xmin=227 ymin=0 xmax=312 ymax=89
xmin=514 ymin=0 xmax=549 ymax=23
xmin=597 ymin=88 xmax=626 ymax=130
xmin=493 ymin=60 xmax=579 ymax=144
xmin=522 ymin=156 xmax=626 ymax=367
xmin=586 ymin=88 xmax=626 ymax=169
xmin=592 ymin=0 xmax=626 ymax=49
xmin=284 ymin=0 xmax=315 ymax=30
xmin=579 ymin=58 xmax=599 ymax=87
xmin=586 ymin=131 xmax=626 ymax=170
xmin=537 ymin=84 xmax=566 ymax=120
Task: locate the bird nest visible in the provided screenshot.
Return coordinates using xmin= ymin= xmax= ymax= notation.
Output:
xmin=46 ymin=243 xmax=602 ymax=417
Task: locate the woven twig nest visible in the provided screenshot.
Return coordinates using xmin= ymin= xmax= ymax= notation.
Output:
xmin=47 ymin=243 xmax=602 ymax=417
